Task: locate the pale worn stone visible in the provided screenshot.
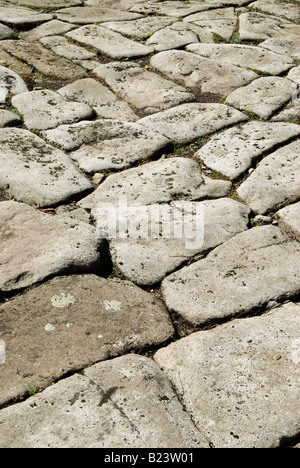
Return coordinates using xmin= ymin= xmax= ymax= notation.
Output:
xmin=184 ymin=7 xmax=237 ymax=41
xmin=239 ymin=12 xmax=300 ymax=41
xmin=40 ymin=36 xmax=96 ymax=60
xmin=259 ymin=38 xmax=300 ymax=62
xmin=287 ymin=66 xmax=300 ymax=86
xmin=154 ymin=303 xmax=300 ymax=448
xmin=276 ymin=202 xmax=300 ymax=239
xmin=146 ymin=22 xmax=200 ymax=51
xmin=0 ymin=22 xmax=15 ymax=39
xmin=249 ymin=0 xmax=300 ymax=22
xmin=0 ymin=65 xmax=28 ymax=103
xmin=102 ymin=198 xmax=250 ymax=285
xmin=0 ymin=354 xmax=209 ymax=448
xmin=0 ymin=201 xmax=102 ymax=292
xmin=237 ymin=140 xmax=300 ymax=214
xmin=195 ymin=122 xmax=300 ymax=180
xmin=138 ymin=103 xmax=248 ymax=144
xmin=271 ymin=97 xmax=300 ymax=122
xmin=0 ymin=4 xmax=52 ymax=26
xmin=0 ymin=109 xmax=21 ymax=127
xmin=0 ymin=274 xmax=174 ymax=405
xmin=0 ymin=40 xmax=85 ymax=80
xmin=78 ymin=157 xmax=231 ymax=210
xmin=226 ymin=77 xmax=297 ymax=120
xmin=186 ymin=43 xmax=294 ymax=76
xmin=57 ymin=78 xmax=138 ymax=122
xmin=20 ymin=19 xmax=76 ymax=41
xmin=6 ymin=0 xmax=82 ymax=8
xmin=161 ymin=225 xmax=300 ymax=325
xmin=93 ymin=61 xmax=194 ymax=113
xmin=12 ymin=90 xmax=94 ymax=130
xmin=129 ymin=1 xmax=222 ymax=17
xmin=102 ymin=16 xmax=175 ymax=40
xmin=150 ymin=50 xmax=258 ymax=96
xmin=55 ymin=6 xmax=142 ymax=23
xmin=0 ymin=49 xmax=32 ymax=76
xmin=42 ymin=119 xmax=170 ymax=172
xmin=0 ymin=128 xmax=93 ymax=207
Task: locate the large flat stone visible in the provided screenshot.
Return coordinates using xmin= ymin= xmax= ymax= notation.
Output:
xmin=239 ymin=12 xmax=300 ymax=41
xmin=195 ymin=121 xmax=300 ymax=180
xmin=271 ymin=96 xmax=300 ymax=122
xmin=20 ymin=19 xmax=76 ymax=41
xmin=66 ymin=25 xmax=153 ymax=59
xmin=154 ymin=303 xmax=300 ymax=448
xmin=0 ymin=128 xmax=92 ymax=207
xmin=276 ymin=202 xmax=300 ymax=239
xmin=161 ymin=225 xmax=300 ymax=325
xmin=0 ymin=40 xmax=86 ymax=80
xmin=12 ymin=90 xmax=94 ymax=131
xmin=183 ymin=7 xmax=237 ymax=42
xmin=138 ymin=103 xmax=248 ymax=144
xmin=259 ymin=38 xmax=300 ymax=62
xmin=0 ymin=65 xmax=28 ymax=104
xmin=0 ymin=201 xmax=101 ymax=292
xmin=287 ymin=66 xmax=300 ymax=86
xmin=226 ymin=77 xmax=297 ymax=120
xmin=186 ymin=43 xmax=294 ymax=76
xmin=249 ymin=0 xmax=300 ymax=22
xmin=102 ymin=198 xmax=250 ymax=285
xmin=0 ymin=354 xmax=209 ymax=448
xmin=78 ymin=157 xmax=231 ymax=210
xmin=0 ymin=4 xmax=53 ymax=27
xmin=101 ymin=16 xmax=175 ymax=40
xmin=150 ymin=50 xmax=258 ymax=96
xmin=237 ymin=140 xmax=300 ymax=214
xmin=42 ymin=119 xmax=170 ymax=172
xmin=0 ymin=274 xmax=174 ymax=406
xmin=40 ymin=36 xmax=97 ymax=61
xmin=0 ymin=49 xmax=32 ymax=76
xmin=93 ymin=61 xmax=194 ymax=114
xmin=57 ymin=78 xmax=138 ymax=122
xmin=129 ymin=1 xmax=222 ymax=18
xmin=0 ymin=22 xmax=15 ymax=39
xmin=5 ymin=0 xmax=82 ymax=7
xmin=55 ymin=6 xmax=142 ymax=23
xmin=146 ymin=22 xmax=200 ymax=51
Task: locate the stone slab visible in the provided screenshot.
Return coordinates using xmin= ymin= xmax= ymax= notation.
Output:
xmin=259 ymin=38 xmax=300 ymax=62
xmin=101 ymin=198 xmax=250 ymax=285
xmin=0 ymin=40 xmax=86 ymax=80
xmin=249 ymin=0 xmax=300 ymax=22
xmin=150 ymin=50 xmax=258 ymax=96
xmin=101 ymin=16 xmax=175 ymax=40
xmin=237 ymin=140 xmax=300 ymax=214
xmin=93 ymin=61 xmax=194 ymax=114
xmin=0 ymin=109 xmax=21 ymax=127
xmin=138 ymin=103 xmax=248 ymax=144
xmin=154 ymin=303 xmax=300 ymax=448
xmin=271 ymin=97 xmax=300 ymax=122
xmin=186 ymin=43 xmax=294 ymax=76
xmin=0 ymin=49 xmax=32 ymax=76
xmin=161 ymin=225 xmax=300 ymax=325
xmin=40 ymin=36 xmax=97 ymax=61
xmin=146 ymin=22 xmax=200 ymax=51
xmin=276 ymin=202 xmax=300 ymax=239
xmin=129 ymin=1 xmax=222 ymax=18
xmin=183 ymin=7 xmax=237 ymax=42
xmin=0 ymin=354 xmax=209 ymax=448
xmin=239 ymin=12 xmax=300 ymax=41
xmin=226 ymin=77 xmax=297 ymax=120
xmin=0 ymin=65 xmax=28 ymax=104
xmin=0 ymin=22 xmax=15 ymax=40
xmin=5 ymin=0 xmax=82 ymax=7
xmin=0 ymin=4 xmax=53 ymax=27
xmin=42 ymin=119 xmax=170 ymax=172
xmin=0 ymin=274 xmax=174 ymax=406
xmin=195 ymin=121 xmax=300 ymax=180
xmin=0 ymin=128 xmax=93 ymax=207
xmin=287 ymin=66 xmax=300 ymax=86
xmin=20 ymin=19 xmax=76 ymax=41
xmin=66 ymin=25 xmax=153 ymax=59
xmin=55 ymin=6 xmax=142 ymax=23
xmin=78 ymin=157 xmax=231 ymax=210
xmin=12 ymin=90 xmax=94 ymax=131
xmin=0 ymin=201 xmax=101 ymax=292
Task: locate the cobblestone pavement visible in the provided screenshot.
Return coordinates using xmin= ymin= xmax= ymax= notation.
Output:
xmin=0 ymin=0 xmax=299 ymax=449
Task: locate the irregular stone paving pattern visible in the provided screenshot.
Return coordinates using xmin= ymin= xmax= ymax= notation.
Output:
xmin=0 ymin=0 xmax=299 ymax=449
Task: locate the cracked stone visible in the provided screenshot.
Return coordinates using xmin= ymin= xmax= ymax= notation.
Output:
xmin=183 ymin=7 xmax=237 ymax=42
xmin=0 ymin=65 xmax=28 ymax=104
xmin=40 ymin=36 xmax=97 ymax=61
xmin=259 ymin=38 xmax=300 ymax=62
xmin=276 ymin=202 xmax=300 ymax=239
xmin=129 ymin=1 xmax=222 ymax=18
xmin=239 ymin=12 xmax=300 ymax=41
xmin=101 ymin=16 xmax=175 ymax=40
xmin=248 ymin=0 xmax=300 ymax=22
xmin=55 ymin=6 xmax=142 ymax=23
xmin=146 ymin=22 xmax=200 ymax=51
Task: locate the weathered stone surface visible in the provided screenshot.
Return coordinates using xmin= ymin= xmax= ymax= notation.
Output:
xmin=183 ymin=7 xmax=237 ymax=41
xmin=271 ymin=96 xmax=300 ymax=122
xmin=195 ymin=121 xmax=300 ymax=180
xmin=259 ymin=38 xmax=300 ymax=62
xmin=66 ymin=25 xmax=153 ymax=59
xmin=93 ymin=61 xmax=194 ymax=114
xmin=0 ymin=4 xmax=53 ymax=26
xmin=287 ymin=66 xmax=300 ymax=86
xmin=0 ymin=49 xmax=32 ymax=76
xmin=129 ymin=1 xmax=222 ymax=18
xmin=0 ymin=201 xmax=101 ymax=292
xmin=249 ymin=0 xmax=300 ymax=22
xmin=276 ymin=202 xmax=300 ymax=239
xmin=239 ymin=12 xmax=300 ymax=41
xmin=138 ymin=103 xmax=248 ymax=144
xmin=101 ymin=198 xmax=250 ymax=285
xmin=6 ymin=0 xmax=82 ymax=7
xmin=12 ymin=90 xmax=94 ymax=131
xmin=79 ymin=157 xmax=232 ymax=210
xmin=0 ymin=40 xmax=85 ymax=80
xmin=55 ymin=6 xmax=142 ymax=23
xmin=226 ymin=77 xmax=297 ymax=120
xmin=0 ymin=128 xmax=93 ymax=207
xmin=42 ymin=119 xmax=170 ymax=172
xmin=0 ymin=109 xmax=21 ymax=127
xmin=57 ymin=78 xmax=138 ymax=122
xmin=0 ymin=274 xmax=174 ymax=405
xmin=186 ymin=43 xmax=294 ymax=76
xmin=21 ymin=19 xmax=76 ymax=41
xmin=150 ymin=50 xmax=258 ymax=96
xmin=102 ymin=16 xmax=175 ymax=40
xmin=154 ymin=303 xmax=300 ymax=448
xmin=237 ymin=140 xmax=300 ymax=214
xmin=0 ymin=354 xmax=209 ymax=448
xmin=146 ymin=22 xmax=200 ymax=51
xmin=161 ymin=225 xmax=300 ymax=325
xmin=0 ymin=22 xmax=15 ymax=39
xmin=40 ymin=36 xmax=96 ymax=61
xmin=0 ymin=65 xmax=28 ymax=103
